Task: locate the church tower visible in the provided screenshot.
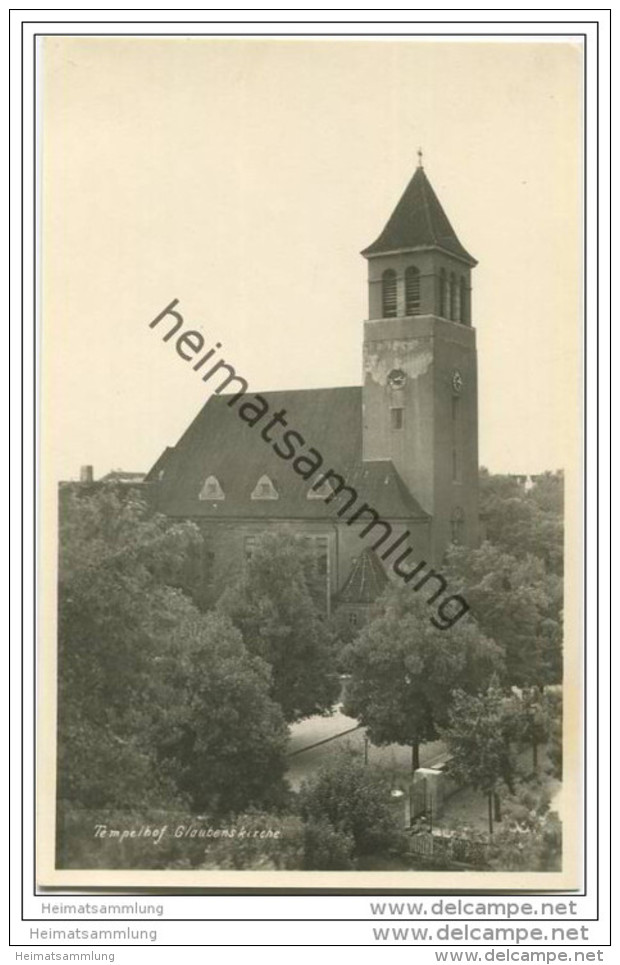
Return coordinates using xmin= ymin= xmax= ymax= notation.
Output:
xmin=361 ymin=157 xmax=479 ymax=561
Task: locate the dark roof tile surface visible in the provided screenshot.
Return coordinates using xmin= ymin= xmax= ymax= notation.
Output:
xmin=362 ymin=166 xmax=476 ymax=265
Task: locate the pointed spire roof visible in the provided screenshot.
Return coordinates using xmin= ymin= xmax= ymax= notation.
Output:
xmin=338 ymin=548 xmax=389 ymax=605
xmin=362 ymin=164 xmax=477 ymax=265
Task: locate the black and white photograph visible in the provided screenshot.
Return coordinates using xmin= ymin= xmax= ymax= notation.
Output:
xmin=37 ymin=36 xmax=582 ymax=888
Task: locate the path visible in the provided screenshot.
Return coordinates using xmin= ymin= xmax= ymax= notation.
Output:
xmin=286 ymin=707 xmax=446 ymax=790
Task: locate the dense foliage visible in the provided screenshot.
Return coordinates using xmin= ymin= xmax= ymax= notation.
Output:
xmin=298 ymin=753 xmax=404 ymax=860
xmin=478 ymin=469 xmax=564 ymax=576
xmin=57 ymin=487 xmax=290 ymax=865
xmin=444 ymin=542 xmax=562 ymax=687
xmin=56 ymin=465 xmax=565 ymax=871
xmin=506 ymin=686 xmax=558 ymax=774
xmin=441 ymin=681 xmax=519 ymax=832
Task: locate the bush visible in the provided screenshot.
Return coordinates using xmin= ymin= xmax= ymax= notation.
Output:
xmin=302 ymin=816 xmax=356 ymax=870
xmin=489 ymin=813 xmax=562 ymax=871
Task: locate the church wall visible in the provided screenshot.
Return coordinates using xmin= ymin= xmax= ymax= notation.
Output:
xmin=363 ymin=313 xmax=479 ymax=565
xmin=363 ymin=316 xmax=436 ymax=515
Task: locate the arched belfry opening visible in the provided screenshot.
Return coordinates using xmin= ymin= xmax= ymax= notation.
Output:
xmin=405 ymin=266 xmax=421 ymax=316
xmin=381 ymin=269 xmax=397 ymax=318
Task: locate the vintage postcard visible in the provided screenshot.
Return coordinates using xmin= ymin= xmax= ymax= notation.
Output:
xmin=37 ymin=36 xmax=583 ymax=889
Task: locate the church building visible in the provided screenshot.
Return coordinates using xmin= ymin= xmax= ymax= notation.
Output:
xmin=146 ymin=159 xmax=480 ymax=623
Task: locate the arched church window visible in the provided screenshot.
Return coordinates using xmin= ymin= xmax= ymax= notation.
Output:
xmin=405 ymin=266 xmax=421 ymax=315
xmin=198 ymin=474 xmax=225 ymax=501
xmin=251 ymin=474 xmax=279 ymax=500
xmin=382 ymin=269 xmax=397 ymax=318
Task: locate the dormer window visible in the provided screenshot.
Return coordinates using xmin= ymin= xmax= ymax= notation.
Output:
xmin=251 ymin=474 xmax=279 ymax=500
xmin=307 ymin=476 xmax=337 ymax=500
xmin=405 ymin=266 xmax=421 ymax=315
xmin=382 ymin=269 xmax=397 ymax=318
xmin=199 ymin=475 xmax=225 ymax=501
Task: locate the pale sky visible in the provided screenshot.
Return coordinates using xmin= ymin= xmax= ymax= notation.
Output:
xmin=42 ymin=37 xmax=582 ymax=480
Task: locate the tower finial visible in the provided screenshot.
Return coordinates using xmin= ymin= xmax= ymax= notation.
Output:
xmin=417 ymin=147 xmax=424 ymax=168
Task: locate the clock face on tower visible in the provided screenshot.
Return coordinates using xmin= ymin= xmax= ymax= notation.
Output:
xmin=452 ymin=369 xmax=464 ymax=394
xmin=387 ymin=368 xmax=407 ymax=389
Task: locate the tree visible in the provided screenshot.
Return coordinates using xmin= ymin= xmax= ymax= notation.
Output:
xmin=217 ymin=530 xmax=340 ymax=722
xmin=57 ymin=486 xmax=204 ymax=811
xmin=57 ymin=487 xmax=289 ymax=823
xmin=156 ymin=612 xmax=290 ymax=815
xmin=444 ymin=542 xmax=562 ymax=687
xmin=342 ymin=585 xmax=504 ymax=771
xmin=478 ymin=468 xmax=564 ymax=576
xmin=325 ymin=608 xmax=362 ymax=672
xmin=508 ymin=687 xmax=556 ymax=775
xmin=298 ymin=752 xmax=403 ymax=860
xmin=527 ymin=471 xmax=564 ymax=516
xmin=442 ymin=682 xmax=518 ymax=835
